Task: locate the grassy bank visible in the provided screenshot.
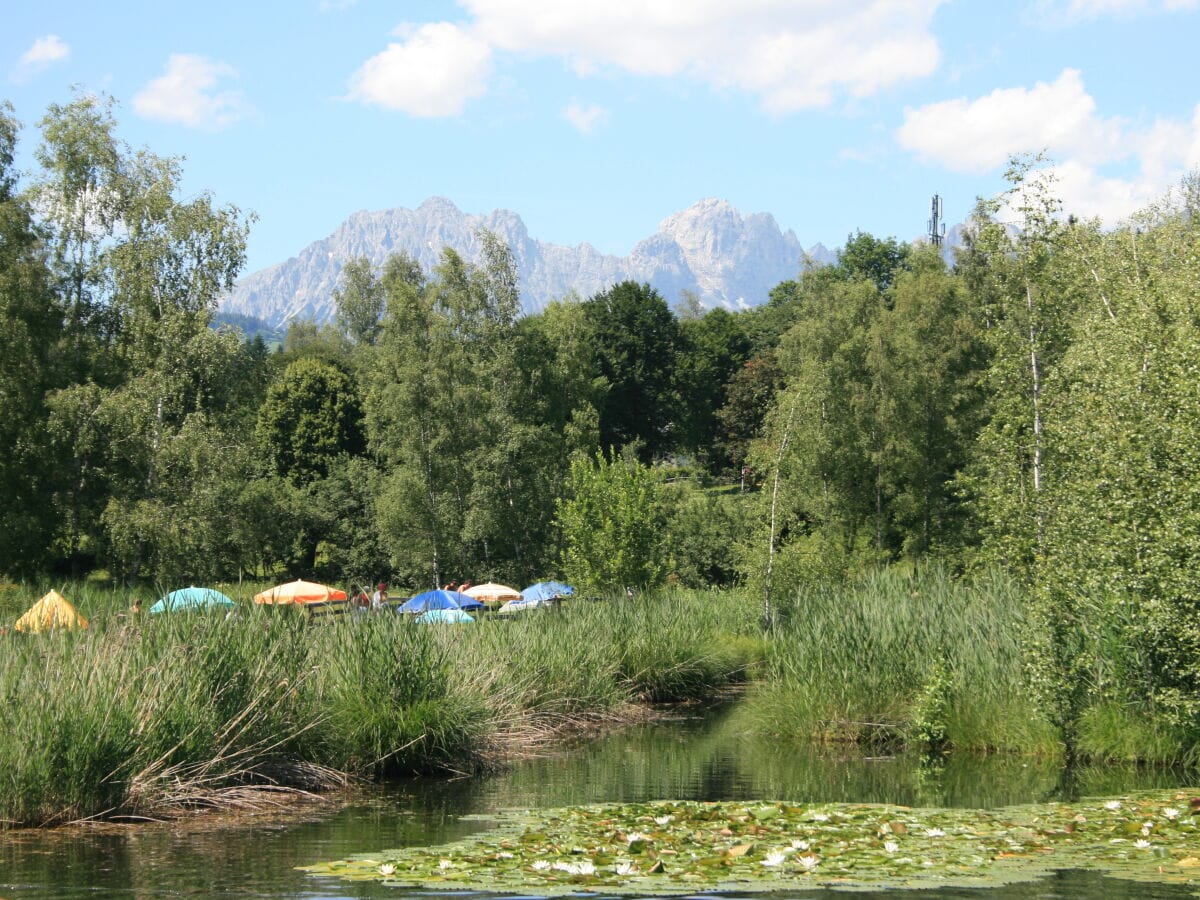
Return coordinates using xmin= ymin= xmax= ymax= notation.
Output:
xmin=3 ymin=571 xmax=1196 ymax=828
xmin=0 ymin=586 xmax=756 ymax=827
xmin=746 ymin=567 xmax=1059 ymax=755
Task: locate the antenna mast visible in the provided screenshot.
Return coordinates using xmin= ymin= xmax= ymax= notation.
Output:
xmin=928 ymin=194 xmax=945 ymax=247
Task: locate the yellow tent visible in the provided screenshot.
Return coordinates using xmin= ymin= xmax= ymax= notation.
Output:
xmin=14 ymin=590 xmax=89 ymax=633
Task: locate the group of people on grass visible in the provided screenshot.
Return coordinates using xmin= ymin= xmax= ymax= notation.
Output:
xmin=349 ymin=582 xmax=390 ymax=612
xmin=347 ymin=579 xmax=475 ymax=613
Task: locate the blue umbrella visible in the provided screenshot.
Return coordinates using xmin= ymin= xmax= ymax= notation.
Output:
xmin=521 ymin=581 xmax=575 ymax=603
xmin=415 ymin=608 xmax=475 ymax=624
xmin=398 ymin=589 xmax=484 ymax=614
xmin=149 ymin=586 xmax=236 ymax=615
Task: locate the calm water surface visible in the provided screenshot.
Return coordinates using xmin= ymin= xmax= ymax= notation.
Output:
xmin=2 ymin=706 xmax=1197 ymax=899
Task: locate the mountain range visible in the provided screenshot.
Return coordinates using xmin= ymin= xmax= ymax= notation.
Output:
xmin=219 ymin=197 xmax=842 ymax=328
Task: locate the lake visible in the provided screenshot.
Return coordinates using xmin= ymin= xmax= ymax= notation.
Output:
xmin=2 ymin=704 xmax=1196 ymax=898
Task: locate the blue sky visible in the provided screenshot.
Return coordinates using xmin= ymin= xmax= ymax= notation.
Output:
xmin=4 ymin=1 xmax=1199 ymax=275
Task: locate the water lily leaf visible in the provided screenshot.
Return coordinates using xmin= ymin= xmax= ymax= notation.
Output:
xmin=302 ymin=792 xmax=1200 ymax=895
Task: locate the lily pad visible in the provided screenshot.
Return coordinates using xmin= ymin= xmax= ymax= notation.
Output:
xmin=301 ymin=791 xmax=1200 ymax=894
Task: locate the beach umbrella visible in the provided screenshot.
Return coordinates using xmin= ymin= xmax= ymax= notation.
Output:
xmin=14 ymin=590 xmax=88 ymax=633
xmin=462 ymin=582 xmax=522 ymax=606
xmin=521 ymin=581 xmax=575 ymax=603
xmin=398 ymin=589 xmax=484 ymax=614
xmin=150 ymin=586 xmax=235 ymax=615
xmin=414 ymin=608 xmax=475 ymax=624
xmin=254 ymin=579 xmax=347 ymax=605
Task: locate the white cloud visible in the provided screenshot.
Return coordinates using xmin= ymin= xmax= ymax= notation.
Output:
xmin=562 ymin=100 xmax=609 ymax=134
xmin=12 ymin=35 xmax=70 ymax=82
xmin=349 ymin=1 xmax=947 ymax=117
xmin=133 ymin=54 xmax=250 ymax=130
xmin=897 ymin=69 xmax=1200 ymax=223
xmin=469 ymin=0 xmax=947 ymax=113
xmin=347 ymin=22 xmax=492 ymax=116
xmin=897 ymin=70 xmax=1124 ymax=174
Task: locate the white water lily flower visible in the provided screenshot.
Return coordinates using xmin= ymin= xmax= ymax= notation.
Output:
xmin=811 ymin=813 xmax=830 ymax=822
xmin=1104 ymin=800 xmax=1122 ymax=810
xmin=761 ymin=851 xmax=787 ymax=867
xmin=626 ymin=831 xmax=649 ymax=843
xmin=530 ymin=860 xmax=551 ymax=871
xmin=378 ymin=863 xmax=395 ymax=876
xmin=496 ymin=851 xmax=514 ymax=859
xmin=925 ymin=828 xmax=946 ymax=837
xmin=654 ymin=815 xmax=674 ymax=826
xmin=1141 ymin=824 xmax=1153 ymax=835
xmin=791 ymin=839 xmax=810 ymax=851
xmin=615 ymin=861 xmax=636 ymax=876
xmin=552 ymin=860 xmax=596 ymax=876
xmin=438 ymin=859 xmax=453 ymax=870
xmin=1163 ymin=808 xmax=1181 ymax=819
xmin=1134 ymin=839 xmax=1152 ymax=849
xmin=884 ymin=841 xmax=900 ymax=853
xmin=798 ymin=854 xmax=820 ymax=869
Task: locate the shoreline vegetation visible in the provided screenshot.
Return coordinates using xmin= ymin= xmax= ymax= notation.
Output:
xmin=2 ymin=568 xmax=1196 ymax=830
xmin=2 ymin=97 xmax=1200 ymax=838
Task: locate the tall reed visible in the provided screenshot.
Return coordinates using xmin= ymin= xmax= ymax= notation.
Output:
xmin=747 ymin=566 xmax=1058 ymax=754
xmin=0 ymin=583 xmax=755 ymax=826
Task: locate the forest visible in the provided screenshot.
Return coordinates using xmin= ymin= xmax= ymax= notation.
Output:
xmin=2 ymin=94 xmax=1200 ymax=764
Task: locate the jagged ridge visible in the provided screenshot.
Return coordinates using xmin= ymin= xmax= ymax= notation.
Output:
xmin=220 ymin=197 xmax=836 ymax=328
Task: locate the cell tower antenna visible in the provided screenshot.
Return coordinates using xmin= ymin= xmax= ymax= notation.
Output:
xmin=928 ymin=194 xmax=946 ymax=247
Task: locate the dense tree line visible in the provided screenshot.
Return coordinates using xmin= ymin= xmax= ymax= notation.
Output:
xmin=2 ymin=99 xmax=1200 ymax=746
xmin=0 ymin=96 xmax=776 ymax=590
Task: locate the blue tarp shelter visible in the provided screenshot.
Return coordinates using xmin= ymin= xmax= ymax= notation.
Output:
xmin=398 ymin=589 xmax=484 ymax=614
xmin=521 ymin=581 xmax=575 ymax=603
xmin=415 ymin=608 xmax=475 ymax=624
xmin=496 ymin=596 xmax=555 ymax=615
xmin=150 ymin=586 xmax=236 ymax=615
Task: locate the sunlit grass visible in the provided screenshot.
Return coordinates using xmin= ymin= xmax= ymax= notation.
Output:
xmin=0 ymin=584 xmax=756 ymax=826
xmin=746 ymin=566 xmax=1059 ymax=755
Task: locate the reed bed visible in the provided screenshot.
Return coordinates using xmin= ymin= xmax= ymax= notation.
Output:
xmin=11 ymin=571 xmax=1175 ymax=828
xmin=747 ymin=566 xmax=1059 ymax=754
xmin=0 ymin=584 xmax=755 ymax=827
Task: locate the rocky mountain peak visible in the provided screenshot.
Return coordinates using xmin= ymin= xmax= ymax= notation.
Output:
xmin=220 ymin=198 xmax=836 ymax=328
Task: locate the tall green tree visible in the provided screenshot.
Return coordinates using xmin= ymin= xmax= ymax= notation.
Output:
xmin=556 ymin=452 xmax=666 ymax=593
xmin=30 ymin=94 xmax=253 ymax=579
xmin=334 ymin=256 xmax=385 ymax=346
xmin=957 ymin=158 xmax=1080 ymax=577
xmin=870 ymin=249 xmax=986 ymax=557
xmin=675 ymin=307 xmax=750 ymax=471
xmin=836 ymin=230 xmax=912 ymax=293
xmin=1027 ymin=177 xmax=1200 ymax=749
xmin=256 ymin=357 xmax=365 ymax=483
xmin=583 ymin=281 xmax=682 ymax=461
xmin=0 ymin=103 xmax=62 ymax=573
xmin=366 ymin=236 xmax=555 ymax=586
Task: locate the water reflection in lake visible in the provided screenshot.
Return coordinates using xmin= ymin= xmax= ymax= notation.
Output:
xmin=2 ymin=704 xmax=1196 ymax=899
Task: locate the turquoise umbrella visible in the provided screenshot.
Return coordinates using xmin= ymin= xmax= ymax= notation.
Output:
xmin=414 ymin=608 xmax=474 ymax=624
xmin=149 ymin=586 xmax=236 ymax=615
